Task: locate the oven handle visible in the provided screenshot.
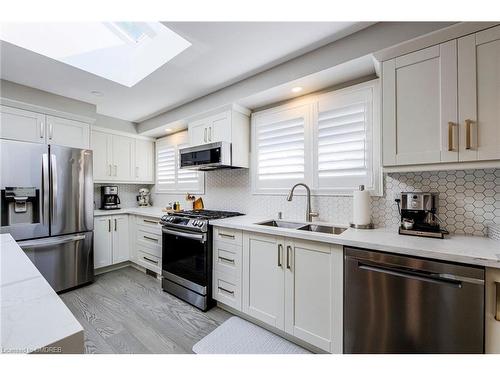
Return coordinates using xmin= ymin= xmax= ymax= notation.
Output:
xmin=162 ymin=227 xmax=206 ymax=243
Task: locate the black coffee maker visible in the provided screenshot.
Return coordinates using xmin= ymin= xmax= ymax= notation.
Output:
xmin=397 ymin=192 xmax=448 ymax=239
xmin=101 ymin=186 xmax=121 ymax=210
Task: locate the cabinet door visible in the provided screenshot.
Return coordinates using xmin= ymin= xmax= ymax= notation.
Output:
xmin=242 ymin=232 xmax=285 ymax=329
xmin=209 ymin=111 xmax=231 ymax=143
xmin=458 ymin=26 xmax=500 ymax=161
xmin=485 ymin=267 xmax=500 ymax=353
xmin=111 ymin=134 xmax=134 ymax=181
xmin=46 ymin=115 xmax=90 ymax=149
xmin=383 ymin=41 xmax=458 ymax=165
xmin=284 ymin=240 xmax=343 ymax=353
xmin=0 ymin=105 xmax=46 ymax=143
xmin=94 ymin=216 xmax=112 ymax=269
xmin=188 ymin=118 xmax=209 ymax=145
xmin=91 ymin=131 xmax=112 ymax=181
xmin=112 ymin=215 xmax=129 ymax=264
xmin=134 ymin=139 xmax=154 ymax=182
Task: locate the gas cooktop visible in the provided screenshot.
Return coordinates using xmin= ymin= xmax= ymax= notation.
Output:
xmin=160 ymin=209 xmax=243 ymax=232
xmin=169 ymin=209 xmax=243 ymax=220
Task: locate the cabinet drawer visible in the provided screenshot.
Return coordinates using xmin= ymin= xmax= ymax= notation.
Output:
xmin=213 ymin=227 xmax=242 ymax=245
xmin=135 ymin=216 xmax=162 ymax=232
xmin=213 ymin=271 xmax=241 ymax=311
xmin=136 ymin=232 xmax=161 ymax=257
xmin=213 ymin=240 xmax=241 ymax=277
xmin=136 ymin=250 xmax=161 ymax=273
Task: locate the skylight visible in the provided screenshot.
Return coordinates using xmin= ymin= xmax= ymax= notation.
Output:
xmin=0 ymin=22 xmax=191 ymax=87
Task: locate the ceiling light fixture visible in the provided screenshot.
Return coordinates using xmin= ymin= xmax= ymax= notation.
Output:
xmin=165 ymin=128 xmax=173 ymax=132
xmin=91 ymin=90 xmax=103 ymax=96
xmin=291 ymin=86 xmax=303 ymax=93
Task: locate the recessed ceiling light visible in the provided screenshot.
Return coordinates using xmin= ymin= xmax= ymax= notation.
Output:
xmin=165 ymin=128 xmax=173 ymax=132
xmin=91 ymin=90 xmax=103 ymax=96
xmin=291 ymin=86 xmax=303 ymax=93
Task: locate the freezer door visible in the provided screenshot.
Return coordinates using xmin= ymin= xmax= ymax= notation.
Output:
xmin=50 ymin=145 xmax=93 ymax=235
xmin=0 ymin=139 xmax=50 ymax=240
xmin=19 ymin=232 xmax=94 ymax=292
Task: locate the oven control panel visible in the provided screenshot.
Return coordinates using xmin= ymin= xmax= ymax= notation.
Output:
xmin=160 ymin=215 xmax=208 ymax=232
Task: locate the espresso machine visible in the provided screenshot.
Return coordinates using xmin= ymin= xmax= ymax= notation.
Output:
xmin=397 ymin=192 xmax=448 ymax=239
xmin=100 ymin=186 xmax=121 ymax=210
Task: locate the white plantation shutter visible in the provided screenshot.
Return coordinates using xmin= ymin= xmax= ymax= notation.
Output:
xmin=155 ymin=133 xmax=204 ymax=193
xmin=156 ymin=143 xmax=176 ymax=189
xmin=316 ymin=87 xmax=374 ymax=190
xmin=251 ymin=80 xmax=380 ymax=195
xmin=253 ymin=105 xmax=310 ymax=191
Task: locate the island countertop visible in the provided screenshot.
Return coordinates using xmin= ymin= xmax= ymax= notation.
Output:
xmin=0 ymin=234 xmax=84 ymax=354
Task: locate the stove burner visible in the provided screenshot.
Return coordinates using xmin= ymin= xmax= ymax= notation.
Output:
xmin=171 ymin=209 xmax=243 ymax=220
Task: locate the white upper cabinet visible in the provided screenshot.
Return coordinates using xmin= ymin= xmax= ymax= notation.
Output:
xmin=187 ymin=106 xmax=250 ymax=168
xmin=46 ymin=115 xmax=90 ymax=149
xmin=383 ymin=41 xmax=458 ymax=166
xmin=458 ymin=25 xmax=500 ymax=162
xmin=0 ymin=105 xmax=46 ymax=143
xmin=134 ymin=139 xmax=154 ymax=183
xmin=111 ymin=134 xmax=135 ymax=181
xmin=383 ymin=25 xmax=500 ymax=168
xmin=91 ymin=127 xmax=154 ymax=183
xmin=0 ymin=106 xmax=89 ymax=148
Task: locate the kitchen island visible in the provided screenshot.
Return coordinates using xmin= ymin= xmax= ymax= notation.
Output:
xmin=0 ymin=234 xmax=84 ymax=354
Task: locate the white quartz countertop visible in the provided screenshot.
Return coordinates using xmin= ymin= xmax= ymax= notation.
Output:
xmin=0 ymin=234 xmax=84 ymax=353
xmin=210 ymin=216 xmax=500 ymax=269
xmin=94 ymin=206 xmax=166 ymax=219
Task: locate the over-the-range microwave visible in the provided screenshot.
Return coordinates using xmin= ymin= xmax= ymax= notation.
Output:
xmin=179 ymin=141 xmax=234 ymax=171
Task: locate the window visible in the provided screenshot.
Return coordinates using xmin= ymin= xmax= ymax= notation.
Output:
xmin=156 ymin=132 xmax=204 ymax=194
xmin=252 ymin=80 xmax=381 ymax=195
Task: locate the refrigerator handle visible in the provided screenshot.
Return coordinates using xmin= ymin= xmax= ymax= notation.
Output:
xmin=41 ymin=153 xmax=50 ymax=226
xmin=50 ymin=153 xmax=58 ymax=225
xmin=18 ymin=234 xmax=86 ymax=248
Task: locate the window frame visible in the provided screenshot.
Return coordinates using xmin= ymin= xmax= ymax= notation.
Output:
xmin=155 ymin=131 xmax=205 ymax=195
xmin=251 ymin=79 xmax=381 ymax=196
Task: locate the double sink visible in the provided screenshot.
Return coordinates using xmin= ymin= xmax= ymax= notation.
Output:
xmin=256 ymin=220 xmax=347 ymax=235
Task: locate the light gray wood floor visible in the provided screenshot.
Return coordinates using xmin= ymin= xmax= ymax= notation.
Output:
xmin=60 ymin=266 xmax=232 ymax=354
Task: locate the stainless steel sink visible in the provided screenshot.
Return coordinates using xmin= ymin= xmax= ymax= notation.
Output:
xmin=256 ymin=220 xmax=305 ymax=229
xmin=297 ymin=224 xmax=347 ymax=235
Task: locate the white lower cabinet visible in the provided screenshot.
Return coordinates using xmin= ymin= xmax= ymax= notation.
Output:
xmin=485 ymin=267 xmax=500 ymax=353
xmin=94 ymin=215 xmax=129 ymax=269
xmin=133 ymin=215 xmax=162 ymax=274
xmin=234 ymin=231 xmax=343 ymax=353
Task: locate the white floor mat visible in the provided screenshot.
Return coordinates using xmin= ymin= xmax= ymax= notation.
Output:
xmin=192 ymin=316 xmax=311 ymax=354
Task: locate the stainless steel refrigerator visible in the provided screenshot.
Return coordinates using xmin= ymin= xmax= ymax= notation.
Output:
xmin=1 ymin=139 xmax=94 ymax=292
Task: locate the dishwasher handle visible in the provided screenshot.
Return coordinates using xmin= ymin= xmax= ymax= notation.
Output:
xmin=358 ymin=262 xmax=465 ymax=288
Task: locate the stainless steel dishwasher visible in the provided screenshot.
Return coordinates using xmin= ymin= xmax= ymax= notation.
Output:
xmin=344 ymin=247 xmax=485 ymax=354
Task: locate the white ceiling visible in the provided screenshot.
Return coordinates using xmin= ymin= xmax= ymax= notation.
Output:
xmin=0 ymin=22 xmax=373 ymax=123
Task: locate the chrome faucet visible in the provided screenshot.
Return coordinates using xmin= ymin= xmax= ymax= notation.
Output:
xmin=286 ymin=183 xmax=319 ymax=222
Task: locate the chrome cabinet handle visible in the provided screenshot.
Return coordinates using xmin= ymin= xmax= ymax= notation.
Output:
xmin=218 ymin=286 xmax=234 ymax=295
xmin=143 ymin=235 xmax=158 ymax=242
xmin=108 ymin=164 xmax=112 ymax=176
xmin=465 ymin=119 xmax=473 ymax=150
xmin=108 ymin=219 xmax=111 ymax=232
xmin=448 ymin=122 xmax=455 ymax=151
xmin=143 ymin=256 xmax=158 ymax=265
xmin=278 ymin=244 xmax=283 ymax=267
xmin=218 ymin=256 xmax=235 ymax=264
xmin=143 ymin=219 xmax=159 ymax=225
xmin=114 ymin=218 xmax=117 ymax=231
xmin=286 ymin=245 xmax=292 ymax=270
xmin=48 ymin=122 xmax=53 ymax=140
xmin=208 ymin=126 xmax=212 ymax=142
xmin=495 ymin=282 xmax=500 ymax=322
xmin=135 ymin=166 xmax=139 ymax=178
xmin=114 ymin=165 xmax=117 ymax=176
xmin=39 ymin=121 xmax=44 ymax=138
xmin=219 ymin=233 xmax=235 ymax=239
xmin=204 ymin=128 xmax=207 ymax=143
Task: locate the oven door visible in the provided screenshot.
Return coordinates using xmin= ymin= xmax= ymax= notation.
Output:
xmin=161 ymin=227 xmax=209 ymax=292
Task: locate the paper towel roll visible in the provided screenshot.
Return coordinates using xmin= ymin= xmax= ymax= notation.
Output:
xmin=352 ymin=185 xmax=371 ymax=225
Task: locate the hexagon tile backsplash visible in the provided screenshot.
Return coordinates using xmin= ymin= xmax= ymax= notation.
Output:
xmin=151 ymin=168 xmax=500 ymax=237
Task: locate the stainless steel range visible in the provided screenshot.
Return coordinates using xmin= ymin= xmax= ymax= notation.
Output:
xmin=160 ymin=209 xmax=243 ymax=311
